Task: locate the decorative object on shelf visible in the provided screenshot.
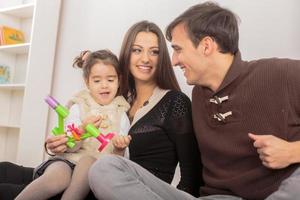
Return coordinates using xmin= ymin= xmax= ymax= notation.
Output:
xmin=0 ymin=65 xmax=10 ymax=83
xmin=45 ymin=95 xmax=115 ymax=151
xmin=0 ymin=26 xmax=25 ymax=45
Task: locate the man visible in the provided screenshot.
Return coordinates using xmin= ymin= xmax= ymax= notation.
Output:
xmin=88 ymin=2 xmax=300 ymax=200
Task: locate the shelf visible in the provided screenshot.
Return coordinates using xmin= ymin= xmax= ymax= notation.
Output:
xmin=0 ymin=3 xmax=34 ymax=18
xmin=0 ymin=0 xmax=61 ymax=166
xmin=0 ymin=83 xmax=25 ymax=90
xmin=0 ymin=43 xmax=30 ymax=54
xmin=0 ymin=124 xmax=20 ymax=129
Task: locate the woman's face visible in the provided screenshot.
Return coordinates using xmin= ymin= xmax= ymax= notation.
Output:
xmin=129 ymin=31 xmax=159 ymax=85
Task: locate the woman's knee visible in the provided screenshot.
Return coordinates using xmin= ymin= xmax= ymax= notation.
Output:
xmin=88 ymin=155 xmax=125 ymax=183
xmin=88 ymin=155 xmax=126 ymax=198
xmin=90 ymin=155 xmax=125 ymax=173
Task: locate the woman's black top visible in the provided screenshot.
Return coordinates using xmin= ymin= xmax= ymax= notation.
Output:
xmin=129 ymin=90 xmax=203 ymax=196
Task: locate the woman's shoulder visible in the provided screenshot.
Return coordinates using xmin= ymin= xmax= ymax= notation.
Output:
xmin=165 ymin=90 xmax=191 ymax=103
xmin=163 ymin=90 xmax=192 ymax=120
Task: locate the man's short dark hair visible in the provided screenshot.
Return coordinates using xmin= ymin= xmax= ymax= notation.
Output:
xmin=166 ymin=1 xmax=239 ymax=54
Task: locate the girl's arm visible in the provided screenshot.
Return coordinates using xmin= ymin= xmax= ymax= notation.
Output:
xmin=112 ymin=112 xmax=131 ymax=157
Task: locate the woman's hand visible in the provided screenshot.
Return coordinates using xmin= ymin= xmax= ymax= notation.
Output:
xmin=45 ymin=135 xmax=68 ymax=154
xmin=112 ymin=135 xmax=132 ymax=156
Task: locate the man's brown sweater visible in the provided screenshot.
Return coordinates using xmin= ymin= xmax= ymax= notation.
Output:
xmin=192 ymin=52 xmax=300 ymax=200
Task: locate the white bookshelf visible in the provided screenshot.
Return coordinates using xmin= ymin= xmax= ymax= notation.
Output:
xmin=0 ymin=0 xmax=61 ymax=167
xmin=0 ymin=83 xmax=25 ymax=90
xmin=0 ymin=43 xmax=30 ymax=54
xmin=0 ymin=3 xmax=34 ymax=18
xmin=0 ymin=2 xmax=32 ymax=159
xmin=0 ymin=123 xmax=21 ymax=129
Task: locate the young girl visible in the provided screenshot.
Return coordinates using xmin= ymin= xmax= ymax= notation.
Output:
xmin=16 ymin=50 xmax=130 ymax=200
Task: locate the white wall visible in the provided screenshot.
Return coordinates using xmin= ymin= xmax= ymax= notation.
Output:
xmin=48 ymin=0 xmax=300 ymax=134
xmin=50 ymin=0 xmax=300 ymax=101
xmin=46 ymin=0 xmax=300 ymax=182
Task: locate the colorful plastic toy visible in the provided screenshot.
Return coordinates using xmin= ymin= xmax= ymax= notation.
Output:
xmin=85 ymin=124 xmax=115 ymax=151
xmin=45 ymin=95 xmax=115 ymax=151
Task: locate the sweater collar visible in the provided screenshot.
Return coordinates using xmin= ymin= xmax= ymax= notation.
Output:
xmin=130 ymin=87 xmax=169 ymax=127
xmin=213 ymin=51 xmax=244 ymax=94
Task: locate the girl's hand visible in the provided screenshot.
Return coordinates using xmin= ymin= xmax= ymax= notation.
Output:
xmin=81 ymin=115 xmax=102 ymax=129
xmin=112 ymin=135 xmax=132 ymax=154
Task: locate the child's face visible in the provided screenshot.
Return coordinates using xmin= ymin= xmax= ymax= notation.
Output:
xmin=86 ymin=63 xmax=119 ymax=105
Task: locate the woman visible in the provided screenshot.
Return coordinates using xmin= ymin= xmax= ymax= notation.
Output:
xmin=88 ymin=21 xmax=202 ymax=199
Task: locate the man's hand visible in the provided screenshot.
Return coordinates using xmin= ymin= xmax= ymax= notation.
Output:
xmin=248 ymin=133 xmax=297 ymax=169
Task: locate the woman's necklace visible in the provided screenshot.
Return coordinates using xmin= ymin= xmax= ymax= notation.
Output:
xmin=128 ymin=99 xmax=149 ymax=123
xmin=141 ymin=100 xmax=149 ymax=107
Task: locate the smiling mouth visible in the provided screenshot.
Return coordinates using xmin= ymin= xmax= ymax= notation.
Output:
xmin=137 ymin=65 xmax=152 ymax=71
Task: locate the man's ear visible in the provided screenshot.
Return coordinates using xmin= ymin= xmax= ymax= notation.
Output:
xmin=198 ymin=36 xmax=215 ymax=56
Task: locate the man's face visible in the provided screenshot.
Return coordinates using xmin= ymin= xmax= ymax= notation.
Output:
xmin=171 ymin=23 xmax=209 ymax=86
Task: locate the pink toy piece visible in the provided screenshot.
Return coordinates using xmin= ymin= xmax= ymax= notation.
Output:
xmin=96 ymin=133 xmax=115 ymax=151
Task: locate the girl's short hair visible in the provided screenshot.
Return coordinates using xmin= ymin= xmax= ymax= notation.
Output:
xmin=73 ymin=49 xmax=122 ymax=95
